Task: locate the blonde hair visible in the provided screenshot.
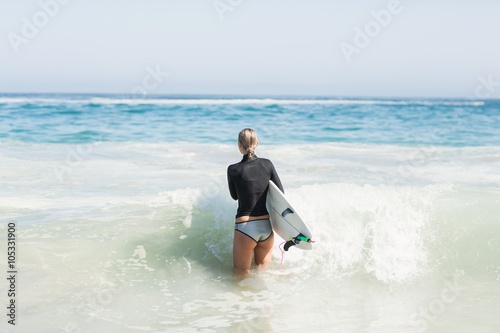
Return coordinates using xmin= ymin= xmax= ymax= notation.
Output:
xmin=238 ymin=128 xmax=258 ymax=158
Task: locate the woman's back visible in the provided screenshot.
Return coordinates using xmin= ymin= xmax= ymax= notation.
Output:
xmin=227 ymin=155 xmax=283 ymax=218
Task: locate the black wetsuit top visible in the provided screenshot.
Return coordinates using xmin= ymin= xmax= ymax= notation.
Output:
xmin=227 ymin=155 xmax=284 ymax=218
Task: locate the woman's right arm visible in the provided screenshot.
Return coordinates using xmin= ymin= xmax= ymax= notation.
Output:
xmin=227 ymin=166 xmax=238 ymax=200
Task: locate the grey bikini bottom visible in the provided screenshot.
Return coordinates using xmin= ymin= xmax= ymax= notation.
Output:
xmin=234 ymin=219 xmax=273 ymax=243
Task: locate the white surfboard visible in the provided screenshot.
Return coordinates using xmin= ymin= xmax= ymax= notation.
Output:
xmin=266 ymin=180 xmax=314 ymax=250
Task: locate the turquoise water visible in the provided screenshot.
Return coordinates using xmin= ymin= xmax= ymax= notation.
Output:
xmin=1 ymin=94 xmax=499 ymax=145
xmin=0 ymin=94 xmax=499 ymax=332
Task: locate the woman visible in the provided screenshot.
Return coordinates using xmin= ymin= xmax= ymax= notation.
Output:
xmin=227 ymin=128 xmax=284 ymax=277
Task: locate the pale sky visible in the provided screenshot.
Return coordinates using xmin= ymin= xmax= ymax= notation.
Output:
xmin=1 ymin=0 xmax=499 ymax=98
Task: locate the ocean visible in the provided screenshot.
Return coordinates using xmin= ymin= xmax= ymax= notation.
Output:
xmin=0 ymin=94 xmax=499 ymax=332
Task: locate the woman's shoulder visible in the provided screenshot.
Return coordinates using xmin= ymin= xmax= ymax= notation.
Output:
xmin=256 ymin=157 xmax=275 ymax=168
xmin=257 ymin=156 xmax=273 ymax=163
xmin=227 ymin=161 xmax=242 ymax=174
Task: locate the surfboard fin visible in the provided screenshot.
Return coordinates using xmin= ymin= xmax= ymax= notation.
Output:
xmin=283 ymin=233 xmax=313 ymax=251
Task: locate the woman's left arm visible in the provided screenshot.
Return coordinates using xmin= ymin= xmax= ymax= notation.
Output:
xmin=270 ymin=163 xmax=284 ymax=193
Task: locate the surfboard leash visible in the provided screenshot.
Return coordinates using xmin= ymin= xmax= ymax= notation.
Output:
xmin=279 ymin=233 xmax=315 ymax=269
xmin=279 ymin=241 xmax=287 ymax=269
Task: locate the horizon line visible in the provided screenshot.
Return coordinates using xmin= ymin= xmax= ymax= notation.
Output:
xmin=0 ymin=92 xmax=496 ymax=101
